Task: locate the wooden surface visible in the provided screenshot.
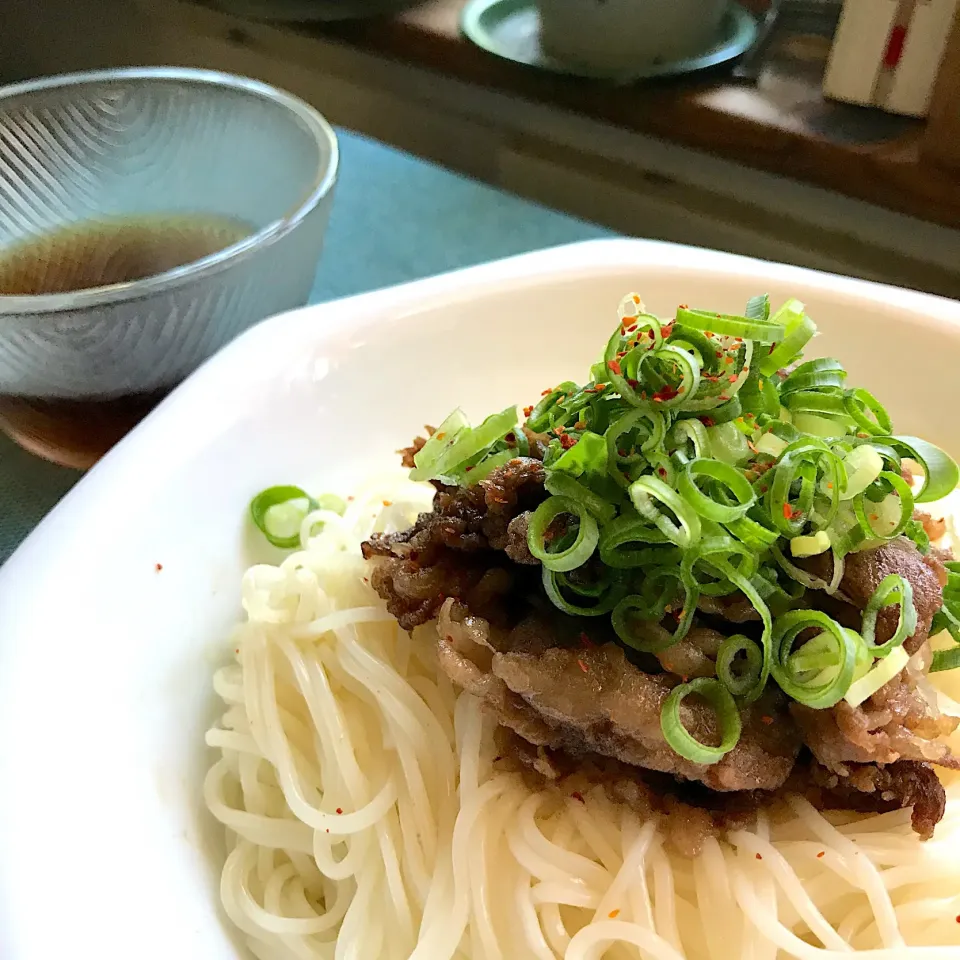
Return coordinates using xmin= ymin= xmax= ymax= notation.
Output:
xmin=290 ymin=0 xmax=960 ymax=229
xmin=924 ymin=6 xmax=960 ymax=171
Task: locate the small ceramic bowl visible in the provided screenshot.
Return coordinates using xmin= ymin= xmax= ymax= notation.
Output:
xmin=0 ymin=67 xmax=339 ymax=399
xmin=538 ymin=0 xmax=727 ymax=74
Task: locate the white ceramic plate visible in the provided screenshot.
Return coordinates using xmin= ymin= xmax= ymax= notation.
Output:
xmin=1 ymin=239 xmax=959 ymax=959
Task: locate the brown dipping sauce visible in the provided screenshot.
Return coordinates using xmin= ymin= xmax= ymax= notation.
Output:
xmin=0 ymin=213 xmax=253 ymax=468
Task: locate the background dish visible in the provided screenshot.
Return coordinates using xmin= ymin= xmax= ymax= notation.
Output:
xmin=0 ymin=238 xmax=958 ymax=959
xmin=461 ymin=0 xmax=758 ymax=82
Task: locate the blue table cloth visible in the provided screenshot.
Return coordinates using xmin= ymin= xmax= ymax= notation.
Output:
xmin=0 ymin=129 xmax=609 ymax=564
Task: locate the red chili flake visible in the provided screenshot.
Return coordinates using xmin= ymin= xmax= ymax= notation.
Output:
xmin=574 ymin=420 xmax=586 ymax=430
xmin=577 ymin=658 xmax=590 ymax=673
xmin=541 ymin=388 xmax=552 ymax=396
xmin=755 ymin=853 xmax=763 ymax=860
xmin=579 ymin=632 xmax=596 ymax=649
xmin=436 ymin=432 xmax=446 ymax=440
xmin=760 ymin=486 xmax=768 ymax=494
xmin=704 ymin=331 xmax=714 ymax=339
xmin=632 ymin=295 xmax=641 ymax=304
xmin=869 ymin=513 xmax=879 ymax=522
xmin=761 ymin=716 xmax=774 ymax=725
xmin=768 ymin=342 xmax=777 ymax=354
xmin=724 ymin=356 xmax=734 ymax=365
xmin=155 ymin=563 xmax=163 ymax=572
xmin=625 ymin=324 xmax=638 ymax=334
xmin=728 ymin=374 xmax=738 ymax=383
xmin=715 ymin=351 xmax=724 ymax=359
xmin=618 ymin=448 xmax=628 ymax=457
xmin=607 ymin=359 xmax=622 ymax=376
xmin=626 ymin=378 xmax=640 ymax=388
xmin=523 ymin=405 xmax=534 ymax=418
xmin=783 ymin=503 xmax=794 ymax=520
xmin=718 ymin=395 xmax=729 ymax=402
xmin=571 ymin=791 xmax=585 ymax=803
xmin=560 ymin=434 xmax=577 ymax=449
xmin=652 ymin=384 xmax=679 ymax=403
xmin=817 ymin=851 xmax=825 ymax=859
xmin=679 ymin=303 xmax=689 ymax=310
xmin=743 ymin=367 xmax=750 ymax=375
xmin=504 ymin=432 xmax=516 ymax=444
xmin=700 ymin=416 xmax=716 ymax=427
xmin=336 ymin=808 xmax=343 ymax=815
xmin=680 ymin=675 xmax=689 ymax=683
xmin=660 ymin=324 xmax=674 ymax=338
xmin=554 ymin=425 xmax=566 ymax=435
xmin=347 ymin=495 xmax=355 ymax=502
xmin=382 ymin=500 xmax=393 ymax=507
xmin=734 ymin=337 xmax=742 ymax=343
xmin=955 ymin=914 xmax=960 ymax=923
xmin=493 ymin=755 xmax=503 ymax=762
xmin=325 ymin=828 xmax=330 ymax=834
xmin=658 ymin=466 xmax=667 ymax=478
xmin=234 ymin=648 xmax=239 ymax=654
xmin=608 ymin=909 xmax=621 ymax=919
xmin=464 ymin=465 xmax=474 ymax=472
xmin=647 ymin=329 xmax=656 ymax=340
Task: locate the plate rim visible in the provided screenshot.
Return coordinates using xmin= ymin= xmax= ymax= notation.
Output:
xmin=4 ymin=235 xmax=960 ymax=585
xmin=460 ymin=0 xmax=759 ymax=82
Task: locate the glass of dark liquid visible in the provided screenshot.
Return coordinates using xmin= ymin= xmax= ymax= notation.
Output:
xmin=0 ymin=67 xmax=340 ymax=469
xmin=0 ymin=214 xmax=252 ymax=468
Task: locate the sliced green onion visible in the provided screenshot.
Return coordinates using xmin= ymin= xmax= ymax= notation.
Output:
xmin=629 ymin=475 xmax=702 ymax=548
xmin=251 ymin=485 xmax=319 ymax=549
xmin=542 ymin=565 xmax=622 ymax=616
xmin=724 ymin=514 xmax=779 ymax=549
xmin=430 ymin=405 xmax=518 ymax=480
xmin=778 ymin=359 xmax=847 ymax=396
xmin=875 ymin=436 xmax=959 ymax=503
xmin=790 ymin=531 xmax=831 ymax=558
xmin=755 ymin=433 xmax=788 ymax=458
xmin=677 ymin=458 xmax=755 ymax=523
xmin=637 ymin=344 xmax=702 ymax=410
xmin=613 ymin=569 xmax=698 ymax=652
xmin=660 ymin=677 xmax=742 ymax=764
xmin=675 ymin=307 xmax=785 ymax=343
xmin=706 ymin=421 xmax=750 ymax=464
xmin=598 ymin=513 xmax=671 ymax=567
xmin=843 ymin=388 xmax=892 ymax=436
xmin=464 ymin=449 xmax=515 ymax=483
xmin=527 ymin=382 xmax=578 ymax=433
xmin=526 ymin=496 xmax=599 ymax=572
xmin=549 ymin=430 xmax=608 ymax=481
xmin=853 ymin=471 xmax=913 ymax=540
xmin=840 ymin=445 xmax=883 ymax=501
xmin=844 ymin=646 xmax=909 ymax=707
xmin=759 ymin=300 xmax=815 ymax=375
xmin=409 ymin=409 xmax=470 ymax=481
xmin=770 ymin=610 xmax=859 ymax=708
xmin=931 ymin=647 xmax=960 ymax=673
xmin=744 ymin=293 xmax=770 ymax=322
xmin=544 ymin=472 xmax=616 ymax=524
xmin=606 ymin=408 xmax=666 ymax=486
xmin=716 ymin=634 xmax=764 ymax=698
xmin=861 ymin=573 xmax=917 ymax=656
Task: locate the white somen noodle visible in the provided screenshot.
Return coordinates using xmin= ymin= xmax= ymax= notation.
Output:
xmin=204 ymin=472 xmax=960 ymax=959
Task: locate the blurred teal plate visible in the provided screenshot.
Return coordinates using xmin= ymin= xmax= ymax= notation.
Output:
xmin=461 ymin=0 xmax=758 ymax=82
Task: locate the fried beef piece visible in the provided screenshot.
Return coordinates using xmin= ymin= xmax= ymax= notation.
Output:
xmin=362 ymin=458 xmax=547 ymax=629
xmin=800 ymin=758 xmax=946 ymax=839
xmin=804 ymin=537 xmax=945 ymax=655
xmin=438 ymin=599 xmax=802 ymax=792
xmin=791 ymin=663 xmax=959 ymax=773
